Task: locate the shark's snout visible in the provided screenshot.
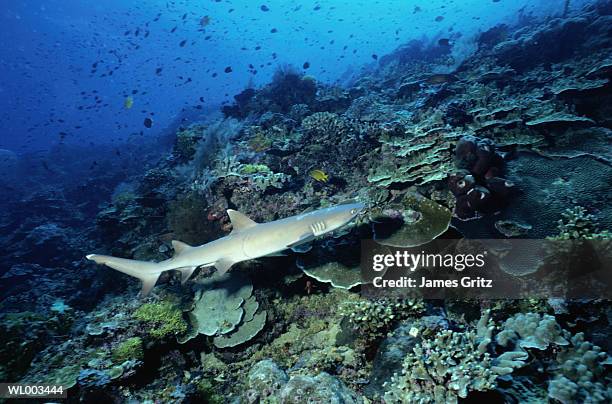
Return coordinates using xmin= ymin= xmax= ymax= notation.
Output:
xmin=346 ymin=202 xmax=366 ymax=218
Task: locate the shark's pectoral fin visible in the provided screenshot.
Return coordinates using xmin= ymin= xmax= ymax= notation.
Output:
xmin=291 ymin=243 xmax=313 ymax=253
xmin=178 ymin=266 xmax=197 ymax=284
xmin=139 ymin=274 xmax=160 ymax=298
xmin=215 ymin=258 xmax=235 ymax=275
xmin=287 ymin=232 xmax=315 ymax=250
xmin=265 ymin=251 xmax=288 ymax=257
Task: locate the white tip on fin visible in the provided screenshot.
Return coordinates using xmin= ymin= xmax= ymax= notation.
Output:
xmin=172 ymin=240 xmax=193 ymax=255
xmin=215 ymin=258 xmax=235 ymax=275
xmin=227 ymin=210 xmax=258 ymax=232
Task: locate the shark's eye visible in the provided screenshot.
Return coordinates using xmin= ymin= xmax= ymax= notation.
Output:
xmin=350 ymin=208 xmax=357 ymax=214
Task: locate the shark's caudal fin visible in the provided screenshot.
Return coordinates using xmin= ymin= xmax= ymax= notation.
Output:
xmin=86 ymin=254 xmax=164 ymax=297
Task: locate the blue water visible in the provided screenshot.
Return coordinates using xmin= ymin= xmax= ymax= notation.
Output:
xmin=0 ymin=0 xmax=591 ymax=152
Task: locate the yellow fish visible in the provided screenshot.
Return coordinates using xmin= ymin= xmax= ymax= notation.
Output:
xmin=309 ymin=169 xmax=329 ymax=182
xmin=124 ymin=96 xmax=134 ymax=109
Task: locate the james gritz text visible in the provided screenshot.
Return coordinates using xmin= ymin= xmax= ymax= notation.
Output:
xmin=373 ymin=276 xmax=493 ymax=288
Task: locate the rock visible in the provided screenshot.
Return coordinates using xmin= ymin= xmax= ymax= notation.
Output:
xmin=245 ymin=359 xmax=288 ymax=400
xmin=280 ymin=372 xmax=362 ymax=404
xmin=244 ymin=360 xmax=361 ymax=404
xmin=364 ymin=319 xmax=420 ymax=398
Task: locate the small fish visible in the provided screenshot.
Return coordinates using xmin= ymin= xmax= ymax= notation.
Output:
xmin=200 ymin=15 xmax=211 ymax=27
xmin=224 ymin=66 xmax=232 ymax=73
xmin=438 ymin=38 xmax=450 ymax=46
xmin=435 ymin=15 xmax=444 ymax=22
xmin=260 ymin=5 xmax=270 ymax=12
xmin=143 ymin=117 xmax=153 ymax=128
xmin=179 ymin=39 xmax=187 ymax=47
xmin=270 ymin=28 xmax=278 ymax=33
xmin=124 ymin=96 xmax=134 ymax=109
xmin=371 ymin=54 xmax=378 ymax=60
xmin=303 ymin=61 xmax=310 ymax=69
xmin=309 ymin=169 xmax=329 ymax=182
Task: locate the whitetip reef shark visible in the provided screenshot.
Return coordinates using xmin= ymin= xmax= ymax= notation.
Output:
xmin=86 ymin=202 xmax=364 ymax=296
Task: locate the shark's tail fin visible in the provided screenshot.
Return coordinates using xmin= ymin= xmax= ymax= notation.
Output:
xmin=86 ymin=254 xmax=163 ymax=297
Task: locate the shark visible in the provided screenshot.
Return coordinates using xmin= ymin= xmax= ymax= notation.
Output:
xmin=86 ymin=202 xmax=364 ymax=296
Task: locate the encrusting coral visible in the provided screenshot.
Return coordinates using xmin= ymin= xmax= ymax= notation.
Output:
xmin=133 ymin=300 xmax=188 ymax=339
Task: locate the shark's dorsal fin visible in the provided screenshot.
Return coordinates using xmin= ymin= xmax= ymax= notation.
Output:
xmin=172 ymin=240 xmax=193 ymax=255
xmin=227 ymin=209 xmax=258 ymax=232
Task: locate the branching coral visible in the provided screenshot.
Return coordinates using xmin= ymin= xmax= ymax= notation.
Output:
xmin=496 ymin=312 xmax=568 ymax=351
xmin=548 ymin=333 xmax=611 ymax=404
xmin=383 ymin=327 xmax=499 ymax=404
xmin=339 ymin=299 xmax=424 ymax=340
xmin=552 ymin=206 xmax=612 ymax=240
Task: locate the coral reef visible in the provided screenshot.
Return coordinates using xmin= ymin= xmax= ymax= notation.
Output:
xmin=2 ymin=4 xmax=612 ymax=403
